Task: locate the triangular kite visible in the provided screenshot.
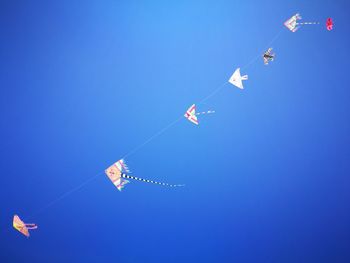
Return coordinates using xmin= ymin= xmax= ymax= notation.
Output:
xmin=229 ymin=68 xmax=248 ymax=89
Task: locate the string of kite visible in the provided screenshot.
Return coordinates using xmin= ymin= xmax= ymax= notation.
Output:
xmin=13 ymin=13 xmax=334 ymax=237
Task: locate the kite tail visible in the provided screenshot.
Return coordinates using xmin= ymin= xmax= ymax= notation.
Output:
xmin=25 ymin=224 xmax=38 ymax=229
xmin=122 ymin=174 xmax=185 ymax=187
xmin=297 ymin=22 xmax=319 ymax=25
xmin=196 ymin=110 xmax=215 ymax=116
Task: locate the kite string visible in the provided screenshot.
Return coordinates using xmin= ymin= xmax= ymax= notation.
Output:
xmin=27 ymin=27 xmax=287 ymax=219
xmin=122 ymin=28 xmax=286 ymax=160
xmin=122 ymin=115 xmax=184 ymax=159
xmin=198 ymin=29 xmax=284 ymax=106
xmin=28 ymin=172 xmax=103 ymax=219
xmin=28 ymin=116 xmax=184 ymax=218
xmin=242 ymin=28 xmax=284 ymax=71
xmin=198 ymin=81 xmax=229 ymax=104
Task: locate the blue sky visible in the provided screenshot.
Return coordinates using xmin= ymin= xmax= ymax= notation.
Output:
xmin=1 ymin=1 xmax=350 ymax=262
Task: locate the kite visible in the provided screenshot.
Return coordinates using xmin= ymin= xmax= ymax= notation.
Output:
xmin=284 ymin=13 xmax=322 ymax=32
xmin=184 ymin=104 xmax=215 ymax=125
xmin=105 ymin=159 xmax=184 ymax=190
xmin=105 ymin=159 xmax=130 ymax=191
xmin=13 ymin=215 xmax=37 ymax=237
xmin=326 ymin=18 xmax=333 ymax=31
xmin=229 ymin=68 xmax=248 ymax=89
xmin=263 ymin=48 xmax=275 ymax=65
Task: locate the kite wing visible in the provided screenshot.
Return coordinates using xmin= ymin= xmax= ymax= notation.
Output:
xmin=229 ymin=68 xmax=248 ymax=89
xmin=13 ymin=215 xmax=29 ymax=237
xmin=263 ymin=57 xmax=269 ymax=65
xmin=115 ymin=178 xmax=129 ymax=191
xmin=284 ymin=13 xmax=302 ymax=32
xmin=105 ymin=159 xmax=130 ymax=191
xmin=184 ymin=104 xmax=199 ymax=125
xmin=13 ymin=215 xmax=37 ymax=237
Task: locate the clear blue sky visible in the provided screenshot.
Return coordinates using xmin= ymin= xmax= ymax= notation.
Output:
xmin=1 ymin=1 xmax=350 ymax=262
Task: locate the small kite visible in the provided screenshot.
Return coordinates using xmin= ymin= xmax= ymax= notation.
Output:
xmin=13 ymin=215 xmax=37 ymax=237
xmin=229 ymin=68 xmax=248 ymax=89
xmin=184 ymin=104 xmax=215 ymax=125
xmin=105 ymin=159 xmax=184 ymax=191
xmin=326 ymin=18 xmax=333 ymax=31
xmin=284 ymin=13 xmax=321 ymax=32
xmin=263 ymin=48 xmax=275 ymax=65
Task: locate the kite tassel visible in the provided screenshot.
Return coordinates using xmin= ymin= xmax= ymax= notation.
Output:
xmin=119 ymin=159 xmax=131 ymax=173
xmin=25 ymin=224 xmax=38 ymax=229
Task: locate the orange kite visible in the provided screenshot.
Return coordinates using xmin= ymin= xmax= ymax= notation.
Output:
xmin=13 ymin=215 xmax=37 ymax=237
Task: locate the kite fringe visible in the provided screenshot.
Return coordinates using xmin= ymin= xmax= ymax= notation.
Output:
xmin=119 ymin=159 xmax=131 ymax=173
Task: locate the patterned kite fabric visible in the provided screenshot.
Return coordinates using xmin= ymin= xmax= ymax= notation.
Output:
xmin=13 ymin=215 xmax=37 ymax=237
xmin=184 ymin=104 xmax=199 ymax=125
xmin=105 ymin=159 xmax=132 ymax=191
xmin=284 ymin=13 xmax=301 ymax=32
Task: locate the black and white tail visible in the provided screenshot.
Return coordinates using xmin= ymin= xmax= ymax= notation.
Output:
xmin=122 ymin=174 xmax=185 ymax=187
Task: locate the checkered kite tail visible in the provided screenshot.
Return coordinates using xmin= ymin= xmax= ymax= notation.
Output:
xmin=122 ymin=174 xmax=185 ymax=187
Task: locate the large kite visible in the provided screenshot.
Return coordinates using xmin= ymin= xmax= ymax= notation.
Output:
xmin=184 ymin=104 xmax=215 ymax=125
xmin=229 ymin=68 xmax=248 ymax=89
xmin=13 ymin=215 xmax=37 ymax=237
xmin=105 ymin=159 xmax=184 ymax=190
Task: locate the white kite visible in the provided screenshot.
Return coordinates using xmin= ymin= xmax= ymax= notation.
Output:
xmin=105 ymin=159 xmax=184 ymax=191
xmin=229 ymin=68 xmax=248 ymax=89
xmin=184 ymin=104 xmax=215 ymax=125
xmin=284 ymin=13 xmax=320 ymax=32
